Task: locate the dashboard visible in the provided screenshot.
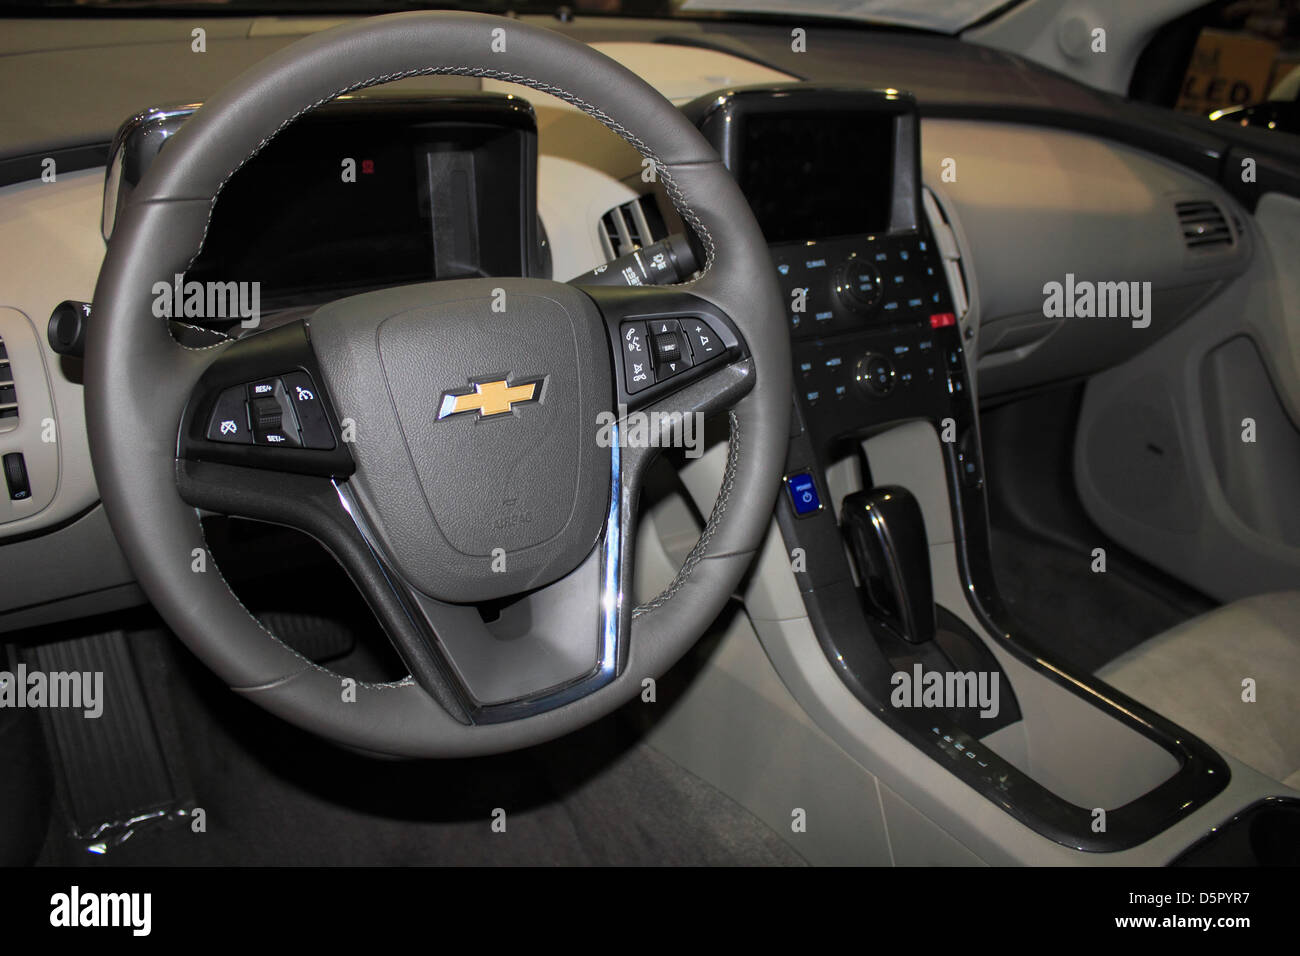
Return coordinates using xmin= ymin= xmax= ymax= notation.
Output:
xmin=0 ymin=37 xmax=1256 ymax=616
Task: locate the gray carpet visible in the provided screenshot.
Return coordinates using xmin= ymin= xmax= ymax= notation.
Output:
xmin=37 ymin=635 xmax=804 ymax=867
xmin=989 ymin=527 xmax=1210 ymax=674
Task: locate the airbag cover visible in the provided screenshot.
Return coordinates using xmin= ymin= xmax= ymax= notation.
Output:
xmin=309 ymin=278 xmax=612 ymax=603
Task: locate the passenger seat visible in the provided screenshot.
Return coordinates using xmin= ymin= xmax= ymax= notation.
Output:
xmin=1097 ymin=591 xmax=1300 ymax=790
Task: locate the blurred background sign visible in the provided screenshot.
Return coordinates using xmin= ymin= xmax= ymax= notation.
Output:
xmin=1177 ymin=27 xmax=1281 ymax=112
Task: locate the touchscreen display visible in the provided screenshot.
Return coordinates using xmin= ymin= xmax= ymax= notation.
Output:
xmin=737 ymin=111 xmax=895 ymax=243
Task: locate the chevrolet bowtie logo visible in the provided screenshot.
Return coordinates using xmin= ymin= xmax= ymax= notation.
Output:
xmin=437 ymin=378 xmax=542 ymax=420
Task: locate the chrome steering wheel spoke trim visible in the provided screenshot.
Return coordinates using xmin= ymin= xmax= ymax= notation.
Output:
xmin=330 ymin=424 xmax=627 ymax=725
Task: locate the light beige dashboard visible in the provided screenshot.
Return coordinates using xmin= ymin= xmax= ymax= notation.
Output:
xmin=0 ymin=39 xmax=1272 ymax=627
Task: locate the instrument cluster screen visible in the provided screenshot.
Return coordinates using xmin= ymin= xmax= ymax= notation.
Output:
xmin=187 ymin=102 xmax=536 ymax=309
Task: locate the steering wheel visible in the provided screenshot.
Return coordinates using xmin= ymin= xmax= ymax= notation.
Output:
xmin=86 ymin=11 xmax=790 ymax=757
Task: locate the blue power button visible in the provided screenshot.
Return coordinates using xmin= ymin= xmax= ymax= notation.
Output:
xmin=785 ymin=472 xmax=822 ymax=517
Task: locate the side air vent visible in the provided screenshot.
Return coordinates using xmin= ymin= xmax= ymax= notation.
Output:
xmin=598 ymin=194 xmax=667 ymax=260
xmin=1176 ymin=200 xmax=1234 ymax=250
xmin=0 ymin=337 xmax=16 ymax=427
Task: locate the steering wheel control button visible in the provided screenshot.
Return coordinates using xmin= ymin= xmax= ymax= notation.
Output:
xmin=619 ymin=321 xmax=651 ymax=394
xmin=283 ymin=371 xmax=336 ymax=450
xmin=250 ymin=395 xmax=282 ymax=431
xmin=655 ymin=355 xmax=693 ymax=382
xmin=206 ymin=385 xmax=252 ymax=444
xmin=246 ymin=378 xmax=303 ymax=447
xmin=684 ymin=318 xmax=722 ymax=360
xmin=648 ymin=318 xmax=695 ymax=381
xmin=784 ymin=472 xmax=823 ymax=517
xmin=652 ymin=330 xmax=683 ymax=365
xmin=855 ymin=353 xmax=896 ymax=397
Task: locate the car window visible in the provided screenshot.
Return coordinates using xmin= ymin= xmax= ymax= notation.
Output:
xmin=1133 ymin=0 xmax=1300 ymax=137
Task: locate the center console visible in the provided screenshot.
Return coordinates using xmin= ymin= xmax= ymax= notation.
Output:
xmin=690 ymin=85 xmax=1230 ymax=852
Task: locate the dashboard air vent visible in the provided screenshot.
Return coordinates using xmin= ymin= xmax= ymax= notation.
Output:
xmin=1176 ymin=200 xmax=1233 ymax=250
xmin=599 ymin=195 xmax=667 ymax=260
xmin=0 ymin=337 xmax=16 ymax=427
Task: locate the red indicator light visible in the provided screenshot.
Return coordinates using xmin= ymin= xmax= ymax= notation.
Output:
xmin=929 ymin=312 xmax=956 ymax=329
xmin=361 ymin=159 xmax=375 ymax=175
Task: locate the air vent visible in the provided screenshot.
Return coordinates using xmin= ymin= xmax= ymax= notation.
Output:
xmin=1176 ymin=200 xmax=1234 ymax=250
xmin=0 ymin=337 xmax=16 ymax=427
xmin=599 ymin=194 xmax=667 ymax=260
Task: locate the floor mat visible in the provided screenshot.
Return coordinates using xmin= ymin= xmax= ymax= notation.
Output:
xmin=979 ymin=385 xmax=1216 ymax=675
xmin=989 ymin=527 xmax=1208 ymax=675
xmin=37 ymin=634 xmax=804 ymax=867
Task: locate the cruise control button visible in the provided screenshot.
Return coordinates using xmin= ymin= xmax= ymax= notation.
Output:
xmin=248 ymin=379 xmax=278 ymax=400
xmin=247 ymin=378 xmax=302 ymax=447
xmin=250 ymin=395 xmax=283 ymax=433
xmin=283 ymin=371 xmax=336 ymax=450
xmin=206 ymin=386 xmax=251 ymax=444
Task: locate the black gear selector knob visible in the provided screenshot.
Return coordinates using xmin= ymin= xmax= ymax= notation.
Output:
xmin=841 ymin=486 xmax=936 ymax=644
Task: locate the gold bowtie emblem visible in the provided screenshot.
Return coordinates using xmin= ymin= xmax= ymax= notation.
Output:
xmin=438 ymin=378 xmax=540 ymax=420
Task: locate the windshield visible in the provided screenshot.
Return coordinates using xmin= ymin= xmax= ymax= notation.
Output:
xmin=0 ymin=0 xmax=1021 ymax=34
xmin=681 ymin=1 xmax=1013 ymax=33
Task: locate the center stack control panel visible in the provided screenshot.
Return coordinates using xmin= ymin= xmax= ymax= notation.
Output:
xmin=771 ymin=230 xmax=974 ymax=471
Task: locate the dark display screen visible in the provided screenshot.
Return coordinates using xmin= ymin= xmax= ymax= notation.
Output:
xmin=189 ymin=116 xmax=529 ymax=307
xmin=736 ymin=111 xmax=896 ymax=243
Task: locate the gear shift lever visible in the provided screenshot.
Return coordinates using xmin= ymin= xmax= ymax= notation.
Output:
xmin=841 ymin=487 xmax=936 ymax=644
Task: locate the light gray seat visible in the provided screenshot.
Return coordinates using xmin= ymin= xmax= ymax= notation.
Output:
xmin=1097 ymin=591 xmax=1300 ymax=791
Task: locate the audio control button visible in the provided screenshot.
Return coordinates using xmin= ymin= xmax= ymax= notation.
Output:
xmin=854 ymin=353 xmax=896 ymax=397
